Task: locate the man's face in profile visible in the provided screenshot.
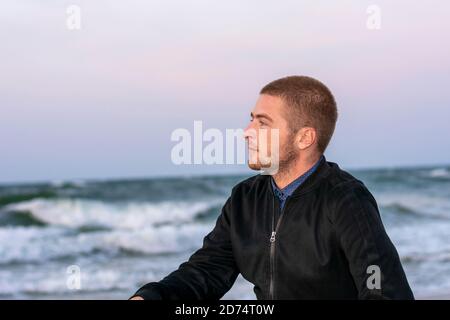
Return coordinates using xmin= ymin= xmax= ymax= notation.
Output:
xmin=244 ymin=94 xmax=298 ymax=172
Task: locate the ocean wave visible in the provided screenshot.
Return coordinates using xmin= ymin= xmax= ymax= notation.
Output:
xmin=0 ymin=264 xmax=135 ymax=296
xmin=382 ymin=203 xmax=450 ymax=221
xmin=388 ymin=219 xmax=450 ymax=263
xmin=0 ymin=210 xmax=47 ymax=227
xmin=378 ymin=193 xmax=450 ymax=220
xmin=0 ymin=223 xmax=213 ymax=265
xmin=421 ymin=168 xmax=450 ymax=180
xmin=428 ymin=168 xmax=450 ymax=178
xmin=4 ymin=198 xmax=223 ymax=229
xmin=49 ymin=179 xmax=87 ymax=188
xmin=401 ymin=251 xmax=450 ymax=263
xmin=0 ymin=191 xmax=56 ymax=207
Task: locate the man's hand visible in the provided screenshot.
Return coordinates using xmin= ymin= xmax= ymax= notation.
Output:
xmin=130 ymin=296 xmax=144 ymax=300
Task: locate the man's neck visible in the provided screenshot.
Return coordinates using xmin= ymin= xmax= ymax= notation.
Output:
xmin=272 ymin=153 xmax=322 ymax=189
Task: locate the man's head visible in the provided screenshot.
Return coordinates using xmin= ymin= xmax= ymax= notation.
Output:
xmin=244 ymin=75 xmax=338 ymax=172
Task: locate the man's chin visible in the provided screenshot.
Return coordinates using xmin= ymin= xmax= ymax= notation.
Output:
xmin=247 ymin=161 xmax=262 ymax=171
xmin=247 ymin=161 xmax=273 ymax=171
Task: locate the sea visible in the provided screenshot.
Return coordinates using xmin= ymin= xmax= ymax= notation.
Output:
xmin=0 ymin=164 xmax=449 ymax=299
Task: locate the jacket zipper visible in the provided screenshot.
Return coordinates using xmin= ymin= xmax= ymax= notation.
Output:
xmin=269 ymin=195 xmax=290 ymax=300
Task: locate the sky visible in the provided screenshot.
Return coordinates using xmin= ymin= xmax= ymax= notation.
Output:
xmin=1 ymin=0 xmax=450 ymax=183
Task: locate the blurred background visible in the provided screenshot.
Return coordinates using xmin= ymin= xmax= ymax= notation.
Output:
xmin=0 ymin=0 xmax=449 ymax=299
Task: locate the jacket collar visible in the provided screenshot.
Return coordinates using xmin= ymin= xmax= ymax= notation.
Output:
xmin=271 ymin=155 xmax=324 ymax=200
xmin=265 ymin=155 xmax=332 ymax=198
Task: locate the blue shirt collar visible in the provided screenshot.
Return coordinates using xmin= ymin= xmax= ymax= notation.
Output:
xmin=271 ymin=155 xmax=324 ymax=202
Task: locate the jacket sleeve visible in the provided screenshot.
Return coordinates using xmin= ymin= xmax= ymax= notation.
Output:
xmin=330 ymin=182 xmax=414 ymax=300
xmin=131 ymin=197 xmax=240 ymax=300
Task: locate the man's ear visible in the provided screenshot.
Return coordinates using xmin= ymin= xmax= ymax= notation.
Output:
xmin=296 ymin=127 xmax=316 ymax=150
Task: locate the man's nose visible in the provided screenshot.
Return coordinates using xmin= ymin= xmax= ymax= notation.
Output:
xmin=243 ymin=122 xmax=255 ymax=138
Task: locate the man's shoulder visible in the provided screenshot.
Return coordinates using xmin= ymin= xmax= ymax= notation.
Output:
xmin=324 ymin=162 xmax=378 ymax=217
xmin=325 ymin=161 xmax=368 ymax=195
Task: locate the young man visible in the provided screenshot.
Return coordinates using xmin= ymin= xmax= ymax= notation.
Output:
xmin=131 ymin=76 xmax=414 ymax=300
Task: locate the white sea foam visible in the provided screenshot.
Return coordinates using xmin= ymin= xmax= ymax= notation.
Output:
xmin=428 ymin=168 xmax=450 ymax=179
xmin=6 ymin=198 xmax=221 ymax=229
xmin=0 ymin=223 xmax=213 ymax=265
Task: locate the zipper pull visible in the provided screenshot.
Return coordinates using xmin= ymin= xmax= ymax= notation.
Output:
xmin=270 ymin=231 xmax=276 ymax=243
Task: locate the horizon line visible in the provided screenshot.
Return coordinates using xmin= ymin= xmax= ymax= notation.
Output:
xmin=1 ymin=160 xmax=449 ymax=187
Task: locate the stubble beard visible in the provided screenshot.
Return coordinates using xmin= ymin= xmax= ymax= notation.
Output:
xmin=247 ymin=135 xmax=299 ymax=175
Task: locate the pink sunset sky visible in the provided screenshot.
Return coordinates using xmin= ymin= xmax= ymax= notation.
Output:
xmin=1 ymin=0 xmax=449 ymax=183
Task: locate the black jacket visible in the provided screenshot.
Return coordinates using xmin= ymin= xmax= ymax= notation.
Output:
xmin=133 ymin=157 xmax=414 ymax=300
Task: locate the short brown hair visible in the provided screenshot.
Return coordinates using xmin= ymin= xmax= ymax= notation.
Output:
xmin=260 ymin=75 xmax=338 ymax=154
